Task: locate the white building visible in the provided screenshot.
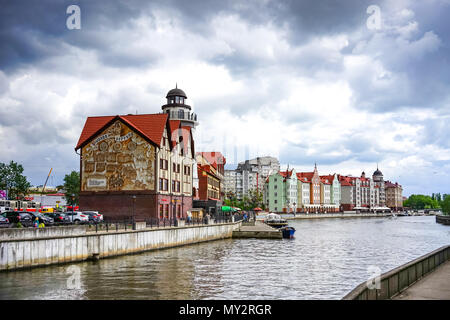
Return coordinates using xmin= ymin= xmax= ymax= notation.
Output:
xmin=224 ymin=156 xmax=280 ymax=199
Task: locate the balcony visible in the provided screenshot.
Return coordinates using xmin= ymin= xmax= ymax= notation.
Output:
xmin=168 ymin=110 xmax=198 ymax=123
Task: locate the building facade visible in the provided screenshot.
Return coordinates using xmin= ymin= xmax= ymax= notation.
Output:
xmin=385 ymin=181 xmax=403 ymax=210
xmin=76 ymin=87 xmax=196 ymax=220
xmin=194 ymin=152 xmax=226 ymax=216
xmin=264 ymin=172 xmax=286 ymax=212
xmin=225 ymin=156 xmax=280 ymax=200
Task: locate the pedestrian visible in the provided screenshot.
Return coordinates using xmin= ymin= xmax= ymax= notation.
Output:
xmin=33 ymin=217 xmax=39 ymax=228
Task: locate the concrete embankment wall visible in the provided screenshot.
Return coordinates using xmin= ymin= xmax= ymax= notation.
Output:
xmin=436 ymin=215 xmax=450 ymax=225
xmin=342 ymin=245 xmax=450 ymax=300
xmin=0 ymin=226 xmax=87 ymax=241
xmin=0 ymin=222 xmax=240 ymax=272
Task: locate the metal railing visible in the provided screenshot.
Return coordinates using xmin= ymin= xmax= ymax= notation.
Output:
xmin=86 ymin=214 xmax=241 ymax=233
xmin=342 ymin=245 xmax=450 ymax=300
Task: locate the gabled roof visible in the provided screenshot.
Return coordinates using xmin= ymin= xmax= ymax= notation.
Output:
xmin=75 ymin=113 xmax=168 ymax=150
xmin=280 ymin=169 xmax=295 ymax=179
xmin=197 ymin=151 xmax=226 ymax=170
xmin=168 ymin=120 xmax=181 ymax=148
xmin=320 ymin=176 xmax=331 ymax=185
xmin=181 ymin=126 xmax=194 ymax=157
xmin=297 ymin=172 xmax=314 ymax=181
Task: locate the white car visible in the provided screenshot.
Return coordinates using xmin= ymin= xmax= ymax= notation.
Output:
xmin=65 ymin=211 xmax=89 ymax=224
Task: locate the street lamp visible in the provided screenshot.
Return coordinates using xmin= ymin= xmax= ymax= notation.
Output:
xmin=132 ymin=195 xmax=136 ymax=224
xmin=71 ymin=193 xmax=75 ymax=223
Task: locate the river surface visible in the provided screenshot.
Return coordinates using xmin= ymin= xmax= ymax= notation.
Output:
xmin=0 ymin=216 xmax=449 ymax=300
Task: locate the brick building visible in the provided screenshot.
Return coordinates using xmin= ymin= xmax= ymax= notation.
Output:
xmin=75 ymin=87 xmax=196 ymax=220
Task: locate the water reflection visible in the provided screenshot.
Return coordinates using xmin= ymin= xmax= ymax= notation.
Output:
xmin=0 ymin=216 xmax=448 ymax=300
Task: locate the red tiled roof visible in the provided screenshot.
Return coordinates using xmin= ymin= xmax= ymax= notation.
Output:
xmin=320 ymin=177 xmax=331 ymax=185
xmin=75 ymin=115 xmax=115 ymax=150
xmin=280 ymin=169 xmax=295 ymax=178
xmin=297 ymin=172 xmax=314 ymax=180
xmin=181 ymin=126 xmax=193 ymax=157
xmin=75 ymin=113 xmax=169 ymax=150
xmin=198 ymin=151 xmax=226 ymax=169
xmin=169 ymin=120 xmax=181 ymax=148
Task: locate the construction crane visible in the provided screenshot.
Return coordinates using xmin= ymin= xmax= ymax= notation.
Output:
xmin=40 ymin=168 xmax=53 ymax=208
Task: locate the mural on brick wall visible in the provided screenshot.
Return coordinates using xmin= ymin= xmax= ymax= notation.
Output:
xmin=81 ymin=120 xmax=156 ymax=191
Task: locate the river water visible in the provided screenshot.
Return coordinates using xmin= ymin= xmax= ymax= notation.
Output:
xmin=0 ymin=216 xmax=449 ymax=300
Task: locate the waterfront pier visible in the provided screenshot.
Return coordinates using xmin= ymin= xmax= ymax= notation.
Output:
xmin=232 ymin=220 xmax=282 ymax=239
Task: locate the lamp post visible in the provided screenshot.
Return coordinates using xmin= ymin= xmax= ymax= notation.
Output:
xmin=71 ymin=193 xmax=75 ymax=223
xmin=132 ymin=195 xmax=136 ymax=225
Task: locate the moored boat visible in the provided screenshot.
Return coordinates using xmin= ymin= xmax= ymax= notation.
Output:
xmin=264 ymin=213 xmax=288 ymax=228
xmin=281 ymin=226 xmax=296 ymax=239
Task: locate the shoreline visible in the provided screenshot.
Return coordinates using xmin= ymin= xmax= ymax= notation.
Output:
xmin=257 ymin=212 xmax=393 ymax=220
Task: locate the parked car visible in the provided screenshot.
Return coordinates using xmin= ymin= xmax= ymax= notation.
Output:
xmin=29 ymin=212 xmax=55 ymax=226
xmin=43 ymin=212 xmax=71 ymax=225
xmin=83 ymin=211 xmax=103 ymax=223
xmin=0 ymin=215 xmax=9 ymax=228
xmin=65 ymin=211 xmax=89 ymax=224
xmin=2 ymin=211 xmax=34 ymax=227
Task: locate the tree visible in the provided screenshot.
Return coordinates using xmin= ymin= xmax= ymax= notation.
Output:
xmin=441 ymin=195 xmax=450 ymax=216
xmin=403 ymin=194 xmax=439 ymax=210
xmin=0 ymin=161 xmax=31 ymax=200
xmin=247 ymin=188 xmax=264 ymax=210
xmin=63 ymin=171 xmax=80 ymax=206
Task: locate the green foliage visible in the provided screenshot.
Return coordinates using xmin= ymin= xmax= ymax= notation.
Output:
xmin=441 ymin=195 xmax=450 ymax=216
xmin=403 ymin=194 xmax=440 ymax=210
xmin=63 ymin=171 xmax=80 ymax=206
xmin=0 ymin=161 xmax=31 ymax=200
xmin=224 ymin=189 xmax=264 ymax=211
xmin=16 ymin=222 xmax=23 ymax=228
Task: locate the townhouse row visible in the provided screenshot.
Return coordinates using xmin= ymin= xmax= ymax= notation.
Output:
xmin=263 ymin=164 xmax=403 ymax=213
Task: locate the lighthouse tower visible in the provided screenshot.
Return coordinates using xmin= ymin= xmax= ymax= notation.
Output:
xmin=161 ymin=85 xmax=198 ymax=128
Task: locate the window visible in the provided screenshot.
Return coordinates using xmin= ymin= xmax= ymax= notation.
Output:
xmin=159 ymin=204 xmax=164 ymax=218
xmin=172 ymin=180 xmax=175 ymax=192
xmin=163 ymin=179 xmax=168 ymax=191
xmin=177 ymin=164 xmax=180 ymax=173
xmin=178 ymin=109 xmax=184 ymax=119
xmin=165 ymin=204 xmax=169 ymax=218
xmin=160 ymin=159 xmax=168 ymax=170
xmin=159 ymin=178 xmax=163 ymax=191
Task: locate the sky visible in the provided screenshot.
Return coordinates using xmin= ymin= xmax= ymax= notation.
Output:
xmin=0 ymin=0 xmax=449 ymax=196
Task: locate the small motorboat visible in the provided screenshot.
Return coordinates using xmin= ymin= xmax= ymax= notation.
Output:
xmin=281 ymin=226 xmax=296 ymax=239
xmin=264 ymin=213 xmax=288 ymax=228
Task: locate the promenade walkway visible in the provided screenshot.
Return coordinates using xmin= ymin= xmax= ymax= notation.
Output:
xmin=394 ymin=260 xmax=450 ymax=300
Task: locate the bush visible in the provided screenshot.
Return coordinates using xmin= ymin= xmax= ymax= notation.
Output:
xmin=16 ymin=222 xmax=23 ymax=228
xmin=441 ymin=196 xmax=450 ymax=216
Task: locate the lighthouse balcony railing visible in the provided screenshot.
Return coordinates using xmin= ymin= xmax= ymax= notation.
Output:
xmin=169 ymin=111 xmax=198 ymax=122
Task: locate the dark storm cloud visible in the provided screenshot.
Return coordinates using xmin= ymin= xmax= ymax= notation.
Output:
xmin=0 ymin=0 xmax=378 ymax=71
